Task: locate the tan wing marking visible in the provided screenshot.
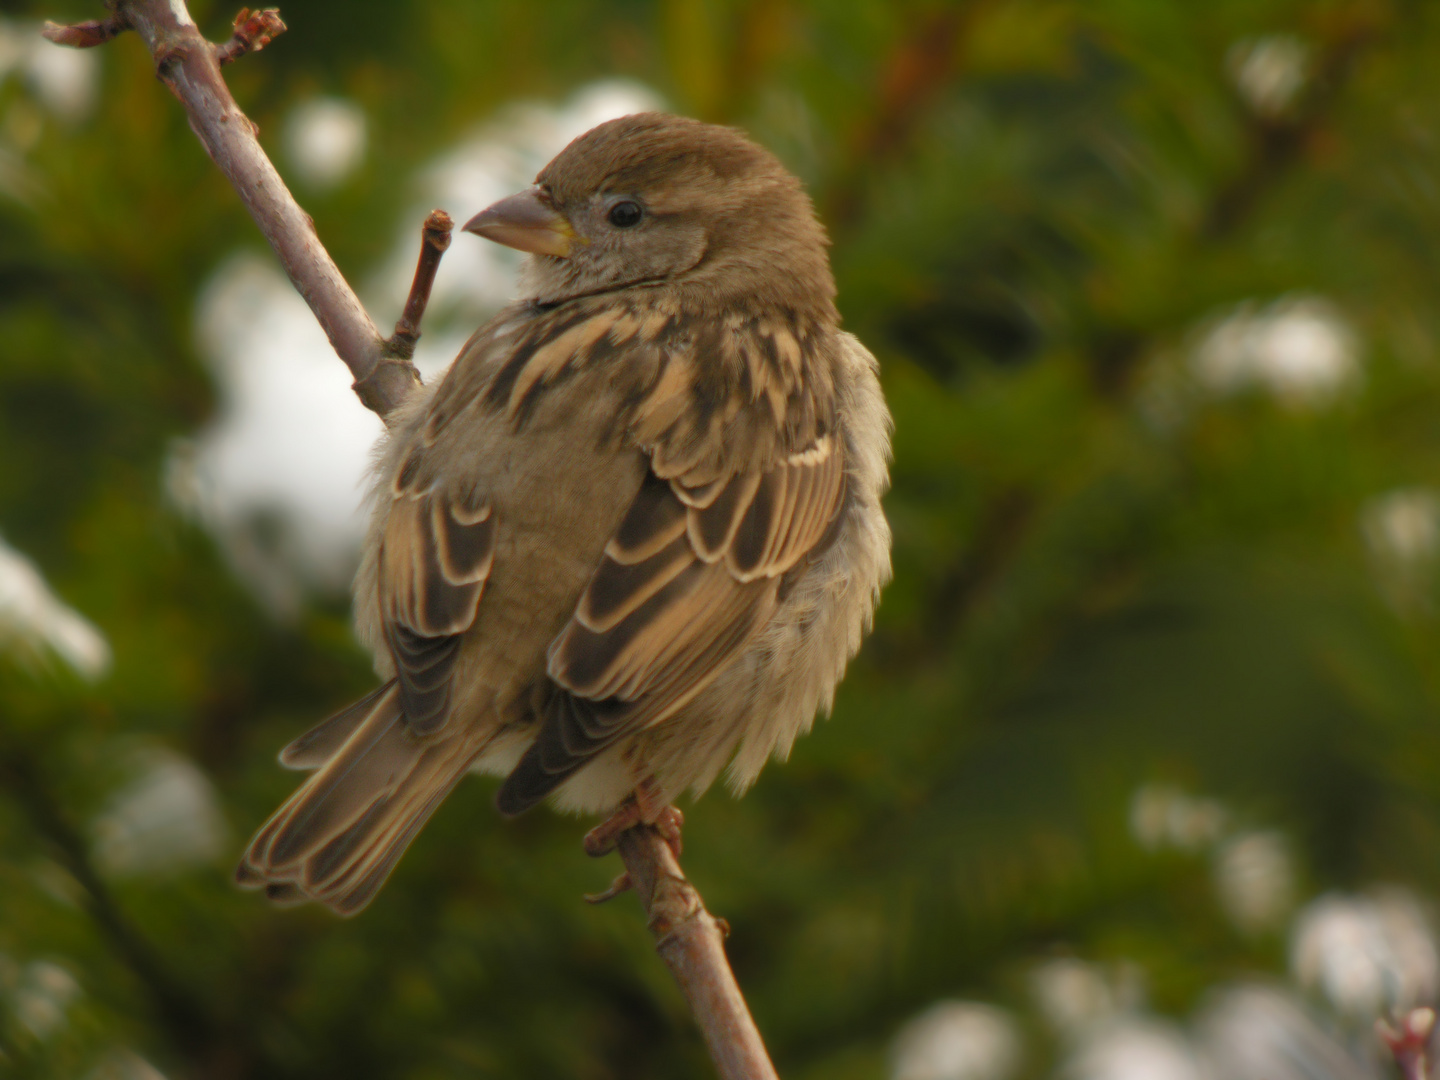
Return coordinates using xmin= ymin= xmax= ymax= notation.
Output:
xmin=673 ymin=474 xmax=727 ymax=509
xmin=688 ymin=471 xmax=762 ymax=562
xmin=631 ymin=352 xmax=694 ymax=445
xmin=507 ymin=434 xmax=843 ymax=800
xmin=378 ymin=486 xmax=495 ymax=733
xmin=576 ymin=535 xmax=693 ymax=633
xmin=506 ymin=308 xmax=621 ymax=418
xmin=554 ymin=434 xmax=843 ymax=708
xmin=549 ymin=556 xmax=773 ymax=704
xmin=433 ymin=499 xmax=493 ymax=585
xmin=727 ymin=435 xmax=844 ymax=581
xmin=605 ymin=477 xmax=688 ymax=563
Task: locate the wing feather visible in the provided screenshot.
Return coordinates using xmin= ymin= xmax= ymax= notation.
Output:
xmin=689 ymin=471 xmax=762 ymax=561
xmin=498 ymin=429 xmax=844 ymax=814
xmin=607 ymin=474 xmax=688 ymax=563
xmin=577 ymin=534 xmax=693 ymax=632
xmin=379 ymin=486 xmax=495 ymax=735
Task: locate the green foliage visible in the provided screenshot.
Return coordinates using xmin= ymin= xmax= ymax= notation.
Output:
xmin=2 ymin=0 xmax=1439 ymax=1077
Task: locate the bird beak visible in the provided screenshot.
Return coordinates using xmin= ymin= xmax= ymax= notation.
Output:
xmin=462 ymin=188 xmax=577 ymax=258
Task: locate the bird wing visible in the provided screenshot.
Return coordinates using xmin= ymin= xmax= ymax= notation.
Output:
xmin=233 ymin=463 xmax=498 ymax=914
xmin=376 ymin=470 xmax=496 ymax=735
xmin=555 ymin=436 xmax=845 ymax=704
xmin=497 ymin=318 xmax=846 ymax=813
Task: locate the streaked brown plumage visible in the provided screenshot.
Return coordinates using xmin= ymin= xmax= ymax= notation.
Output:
xmin=237 ymin=113 xmax=892 ymax=915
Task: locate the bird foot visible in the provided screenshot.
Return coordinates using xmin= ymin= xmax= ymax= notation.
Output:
xmin=582 ymin=792 xmax=684 ymax=859
xmin=584 ymin=872 xmax=633 ymax=905
xmin=651 ymin=804 xmax=684 ymax=858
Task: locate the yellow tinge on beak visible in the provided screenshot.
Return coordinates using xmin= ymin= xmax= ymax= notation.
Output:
xmin=462 ymin=188 xmax=577 ymax=258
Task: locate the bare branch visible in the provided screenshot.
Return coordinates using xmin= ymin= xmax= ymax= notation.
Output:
xmin=613 ymin=825 xmax=780 ymax=1080
xmin=46 ymin=1 xmax=421 ymax=420
xmin=387 ymin=209 xmax=454 ymax=360
xmin=214 ymin=6 xmax=286 ymax=67
xmin=41 ymin=11 xmax=130 ymax=47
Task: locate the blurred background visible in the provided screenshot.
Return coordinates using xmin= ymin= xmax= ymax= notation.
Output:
xmin=1 ymin=0 xmax=1439 ymax=1077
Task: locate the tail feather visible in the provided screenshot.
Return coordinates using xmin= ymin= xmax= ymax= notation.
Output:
xmin=279 ymin=681 xmax=395 ymax=769
xmin=263 ymin=698 xmax=410 ymax=868
xmin=314 ymin=781 xmax=454 ymax=915
xmin=238 ymin=682 xmax=482 ymax=916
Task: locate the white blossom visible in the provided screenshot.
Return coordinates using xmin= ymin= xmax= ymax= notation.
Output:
xmin=92 ymin=746 xmax=227 ymax=877
xmin=0 ymin=535 xmax=110 ymax=679
xmin=1032 ymin=958 xmax=1145 ymax=1038
xmin=1192 ymin=296 xmax=1358 ymax=408
xmin=1196 ymin=984 xmax=1377 ymax=1080
xmin=1362 ymin=489 xmax=1440 ymax=613
xmin=0 ymin=19 xmax=98 ymax=122
xmin=890 ymin=1001 xmax=1021 ymax=1080
xmin=1062 ymin=1019 xmax=1204 ymax=1080
xmin=1291 ymin=890 xmax=1439 ymax=1018
xmin=285 ymin=97 xmax=368 ymax=189
xmin=1215 ymin=831 xmax=1294 ymax=934
xmin=1227 ymin=36 xmax=1309 ymax=117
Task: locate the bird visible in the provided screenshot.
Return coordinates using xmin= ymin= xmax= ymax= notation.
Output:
xmin=236 ymin=112 xmax=892 ymax=915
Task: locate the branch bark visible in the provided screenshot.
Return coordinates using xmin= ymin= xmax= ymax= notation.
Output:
xmin=45 ymin=5 xmax=781 ymax=1077
xmin=387 ymin=209 xmax=454 ymax=360
xmin=45 ymin=0 xmax=420 ymax=420
xmin=615 ymin=825 xmax=780 ymax=1080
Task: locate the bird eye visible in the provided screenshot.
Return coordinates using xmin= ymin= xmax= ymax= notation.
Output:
xmin=607 ymin=201 xmax=643 ymax=228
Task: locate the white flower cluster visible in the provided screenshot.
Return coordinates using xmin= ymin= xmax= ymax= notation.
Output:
xmin=91 ymin=745 xmax=228 ymax=878
xmin=1226 ymin=36 xmax=1309 ymax=118
xmin=0 ymin=535 xmax=109 ymax=680
xmin=888 ymin=786 xmax=1438 ymax=1079
xmin=1191 ymin=297 xmax=1359 ymax=409
xmin=284 ymin=97 xmax=368 ymax=191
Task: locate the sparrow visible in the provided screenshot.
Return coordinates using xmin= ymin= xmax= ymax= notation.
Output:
xmin=237 ymin=112 xmax=892 ymax=915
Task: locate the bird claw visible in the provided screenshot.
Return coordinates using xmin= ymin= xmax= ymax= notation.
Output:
xmin=651 ymin=804 xmax=684 ymax=859
xmin=584 ymin=872 xmax=633 ymax=904
xmin=582 ymin=791 xmax=685 ymax=859
xmin=583 ymin=801 xmax=641 ymax=856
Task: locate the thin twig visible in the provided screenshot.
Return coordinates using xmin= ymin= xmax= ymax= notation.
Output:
xmin=41 ymin=11 xmax=130 ymax=48
xmin=214 ymin=6 xmax=286 ymax=67
xmin=613 ymin=825 xmax=780 ymax=1080
xmin=386 ymin=210 xmax=454 ymax=360
xmin=43 ymin=1 xmax=420 ymax=420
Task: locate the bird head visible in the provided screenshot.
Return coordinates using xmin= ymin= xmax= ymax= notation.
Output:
xmin=463 ymin=112 xmax=836 ymax=319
